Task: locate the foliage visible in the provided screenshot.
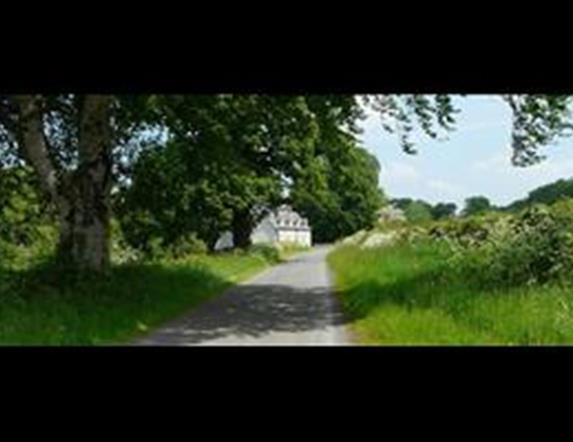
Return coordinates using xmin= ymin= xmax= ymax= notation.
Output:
xmin=0 ymin=166 xmax=48 ymax=245
xmin=403 ymin=200 xmax=433 ymax=223
xmin=291 ymin=136 xmax=385 ymax=243
xmin=109 ymin=218 xmax=143 ymax=265
xmin=470 ymin=205 xmax=573 ymax=287
xmin=462 ymin=196 xmax=493 ymax=217
xmin=505 ymin=178 xmax=573 ymax=212
xmin=115 ymin=139 xmax=282 ymax=253
xmin=503 ymin=95 xmax=573 ymax=166
xmin=431 ymin=202 xmax=457 ymax=219
xmin=390 ymin=198 xmax=414 ymax=211
xmin=0 ymin=166 xmax=56 ymax=270
xmin=424 ymin=202 xmax=573 ymax=287
xmin=167 ymin=233 xmax=208 ymax=259
xmin=247 ymin=243 xmax=281 ymax=263
xmin=391 ymin=198 xmax=456 ymax=222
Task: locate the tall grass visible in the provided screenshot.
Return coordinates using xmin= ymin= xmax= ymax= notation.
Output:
xmin=328 ymin=243 xmax=573 ymax=345
xmin=0 ymin=251 xmax=274 ymax=345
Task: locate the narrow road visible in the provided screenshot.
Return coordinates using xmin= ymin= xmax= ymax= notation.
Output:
xmin=135 ymin=246 xmax=350 ymax=345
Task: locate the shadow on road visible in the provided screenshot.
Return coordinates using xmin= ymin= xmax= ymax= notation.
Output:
xmin=137 ymin=282 xmax=349 ymax=345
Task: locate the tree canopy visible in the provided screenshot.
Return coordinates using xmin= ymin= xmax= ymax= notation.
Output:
xmin=290 ymin=135 xmax=385 ymax=243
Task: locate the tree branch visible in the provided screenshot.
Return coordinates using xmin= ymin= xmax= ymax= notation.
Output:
xmin=9 ymin=95 xmax=60 ymax=200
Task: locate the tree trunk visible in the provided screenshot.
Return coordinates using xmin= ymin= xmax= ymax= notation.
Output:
xmin=11 ymin=95 xmax=113 ymax=273
xmin=60 ymin=96 xmax=113 ymax=272
xmin=56 ymin=165 xmax=111 ymax=272
xmin=232 ymin=209 xmax=253 ymax=249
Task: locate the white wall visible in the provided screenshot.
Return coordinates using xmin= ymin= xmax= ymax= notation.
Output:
xmin=251 ymin=218 xmax=279 ymax=244
xmin=277 ymin=229 xmax=311 ymax=247
xmin=214 ymin=231 xmax=234 ymax=251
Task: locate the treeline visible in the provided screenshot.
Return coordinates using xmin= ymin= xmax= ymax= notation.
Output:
xmin=390 ymin=196 xmax=496 ymax=223
xmin=391 ymin=176 xmax=573 ymax=224
xmin=505 ymin=178 xmax=573 ymax=212
xmin=391 ymin=198 xmax=457 ymax=222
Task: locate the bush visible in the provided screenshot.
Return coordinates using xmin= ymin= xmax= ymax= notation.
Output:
xmin=247 ymin=243 xmax=281 ymax=263
xmin=110 ymin=219 xmax=143 ymax=265
xmin=357 ymin=199 xmax=573 ymax=290
xmin=116 ymin=209 xmax=161 ymax=257
xmin=0 ymin=224 xmax=56 ymax=271
xmin=426 ymin=203 xmax=573 ymax=288
xmin=491 ymin=203 xmax=573 ymax=286
xmin=166 ymin=233 xmax=208 ymax=259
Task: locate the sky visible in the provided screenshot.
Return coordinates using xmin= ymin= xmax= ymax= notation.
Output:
xmin=358 ymin=95 xmax=573 ymax=209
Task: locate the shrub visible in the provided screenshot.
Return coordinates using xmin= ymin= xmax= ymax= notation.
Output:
xmin=166 ymin=233 xmax=208 ymax=259
xmin=429 ymin=203 xmax=573 ymax=288
xmin=247 ymin=243 xmax=280 ymax=263
xmin=110 ymin=219 xmax=143 ymax=265
xmin=117 ymin=209 xmax=161 ymax=256
xmin=358 ymin=199 xmax=573 ymax=290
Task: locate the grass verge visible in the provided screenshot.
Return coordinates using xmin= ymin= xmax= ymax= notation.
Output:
xmin=328 ymin=243 xmax=573 ymax=345
xmin=0 ymin=250 xmax=275 ymax=345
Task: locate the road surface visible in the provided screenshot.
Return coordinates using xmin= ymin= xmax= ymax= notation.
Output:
xmin=135 ymin=246 xmax=351 ymax=345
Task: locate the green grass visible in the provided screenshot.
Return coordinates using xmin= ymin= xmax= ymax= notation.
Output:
xmin=279 ymin=243 xmax=312 ymax=259
xmin=0 ymin=251 xmax=274 ymax=345
xmin=328 ymin=242 xmax=573 ymax=345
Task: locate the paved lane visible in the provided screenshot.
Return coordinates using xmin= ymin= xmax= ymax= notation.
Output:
xmin=135 ymin=246 xmax=350 ymax=345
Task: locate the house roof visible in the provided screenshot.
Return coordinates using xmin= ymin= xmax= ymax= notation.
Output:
xmin=270 ymin=205 xmax=311 ymax=231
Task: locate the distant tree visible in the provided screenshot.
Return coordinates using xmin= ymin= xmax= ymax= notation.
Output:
xmin=403 ymin=200 xmax=433 ymax=223
xmin=390 ymin=198 xmax=414 ymax=211
xmin=431 ymin=202 xmax=457 ymax=219
xmin=462 ymin=196 xmax=492 ymax=217
xmin=505 ymin=178 xmax=573 ymax=212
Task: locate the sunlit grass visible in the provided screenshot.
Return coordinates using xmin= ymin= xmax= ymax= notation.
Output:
xmin=328 ymin=243 xmax=573 ymax=345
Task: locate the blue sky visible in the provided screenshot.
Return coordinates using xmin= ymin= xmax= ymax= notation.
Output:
xmin=358 ymin=95 xmax=573 ymax=209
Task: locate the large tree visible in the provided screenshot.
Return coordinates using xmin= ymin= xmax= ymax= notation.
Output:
xmin=0 ymin=96 xmax=116 ymax=270
xmin=290 ymin=136 xmax=384 ymax=242
xmin=1 ymin=94 xmax=570 ymax=272
xmin=118 ymin=95 xmax=319 ymax=250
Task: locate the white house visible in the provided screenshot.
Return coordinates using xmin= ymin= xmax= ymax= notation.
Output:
xmin=252 ymin=205 xmax=312 ymax=247
xmin=215 ymin=205 xmax=312 ymax=250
